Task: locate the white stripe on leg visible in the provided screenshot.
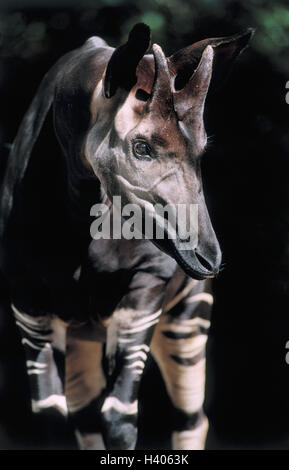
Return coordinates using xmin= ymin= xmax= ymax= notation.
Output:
xmin=172 ymin=417 xmax=208 ymax=450
xmin=32 ymin=394 xmax=68 ymax=416
xmin=101 ymin=397 xmax=138 ymax=415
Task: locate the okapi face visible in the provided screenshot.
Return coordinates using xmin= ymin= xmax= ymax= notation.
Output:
xmin=85 ymin=24 xmax=253 ymax=280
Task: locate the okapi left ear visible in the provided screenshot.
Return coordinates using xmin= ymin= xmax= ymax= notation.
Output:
xmin=104 ymin=23 xmax=151 ymax=98
xmin=169 ymin=28 xmax=254 ymax=92
xmin=174 ymin=45 xmax=214 ymax=121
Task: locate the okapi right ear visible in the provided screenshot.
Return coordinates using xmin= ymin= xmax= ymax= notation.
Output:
xmin=104 ymin=23 xmax=151 ymax=98
xmin=169 ymin=28 xmax=254 ymax=92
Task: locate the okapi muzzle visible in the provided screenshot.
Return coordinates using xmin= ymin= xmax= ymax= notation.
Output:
xmin=85 ymin=23 xmax=252 ymax=280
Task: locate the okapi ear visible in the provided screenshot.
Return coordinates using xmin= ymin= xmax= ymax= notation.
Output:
xmin=174 ymin=45 xmax=214 ymax=121
xmin=169 ymin=28 xmax=255 ymax=92
xmin=104 ymin=23 xmax=151 ymax=98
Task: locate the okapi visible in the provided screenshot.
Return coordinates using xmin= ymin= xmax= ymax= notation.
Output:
xmin=0 ymin=24 xmax=253 ymax=450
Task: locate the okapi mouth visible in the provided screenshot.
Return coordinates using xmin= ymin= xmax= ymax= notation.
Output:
xmin=127 ymin=208 xmax=222 ymax=280
xmin=151 ymin=237 xmax=220 ymax=281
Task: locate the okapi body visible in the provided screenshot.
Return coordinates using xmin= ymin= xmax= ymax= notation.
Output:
xmin=0 ymin=24 xmax=252 ymax=450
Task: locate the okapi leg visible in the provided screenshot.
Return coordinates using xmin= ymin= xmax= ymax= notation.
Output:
xmin=151 ymin=279 xmax=213 ymax=450
xmin=100 ymin=273 xmax=167 ymax=450
xmin=11 ymin=303 xmax=67 ymax=416
xmin=101 ymin=309 xmax=160 ymax=449
xmin=65 ymin=321 xmax=106 ymax=450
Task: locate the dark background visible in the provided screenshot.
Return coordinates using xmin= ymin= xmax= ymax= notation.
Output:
xmin=0 ymin=0 xmax=288 ymax=449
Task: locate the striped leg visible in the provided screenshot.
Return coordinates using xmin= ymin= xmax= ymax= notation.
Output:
xmin=101 ymin=308 xmax=160 ymax=449
xmin=100 ymin=273 xmax=167 ymax=450
xmin=65 ymin=308 xmax=157 ymax=450
xmin=12 ymin=303 xmax=67 ymax=417
xmin=151 ymin=279 xmax=213 ymax=450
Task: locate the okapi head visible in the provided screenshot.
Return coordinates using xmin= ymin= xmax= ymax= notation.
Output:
xmin=85 ymin=24 xmax=253 ymax=280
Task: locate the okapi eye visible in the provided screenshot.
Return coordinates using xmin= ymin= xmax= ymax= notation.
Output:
xmin=133 ymin=140 xmax=152 ymax=161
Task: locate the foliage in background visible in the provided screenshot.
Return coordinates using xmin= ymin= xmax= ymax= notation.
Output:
xmin=0 ymin=0 xmax=289 ymax=73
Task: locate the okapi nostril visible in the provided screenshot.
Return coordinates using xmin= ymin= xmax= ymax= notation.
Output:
xmin=195 ymin=252 xmax=212 ymax=272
